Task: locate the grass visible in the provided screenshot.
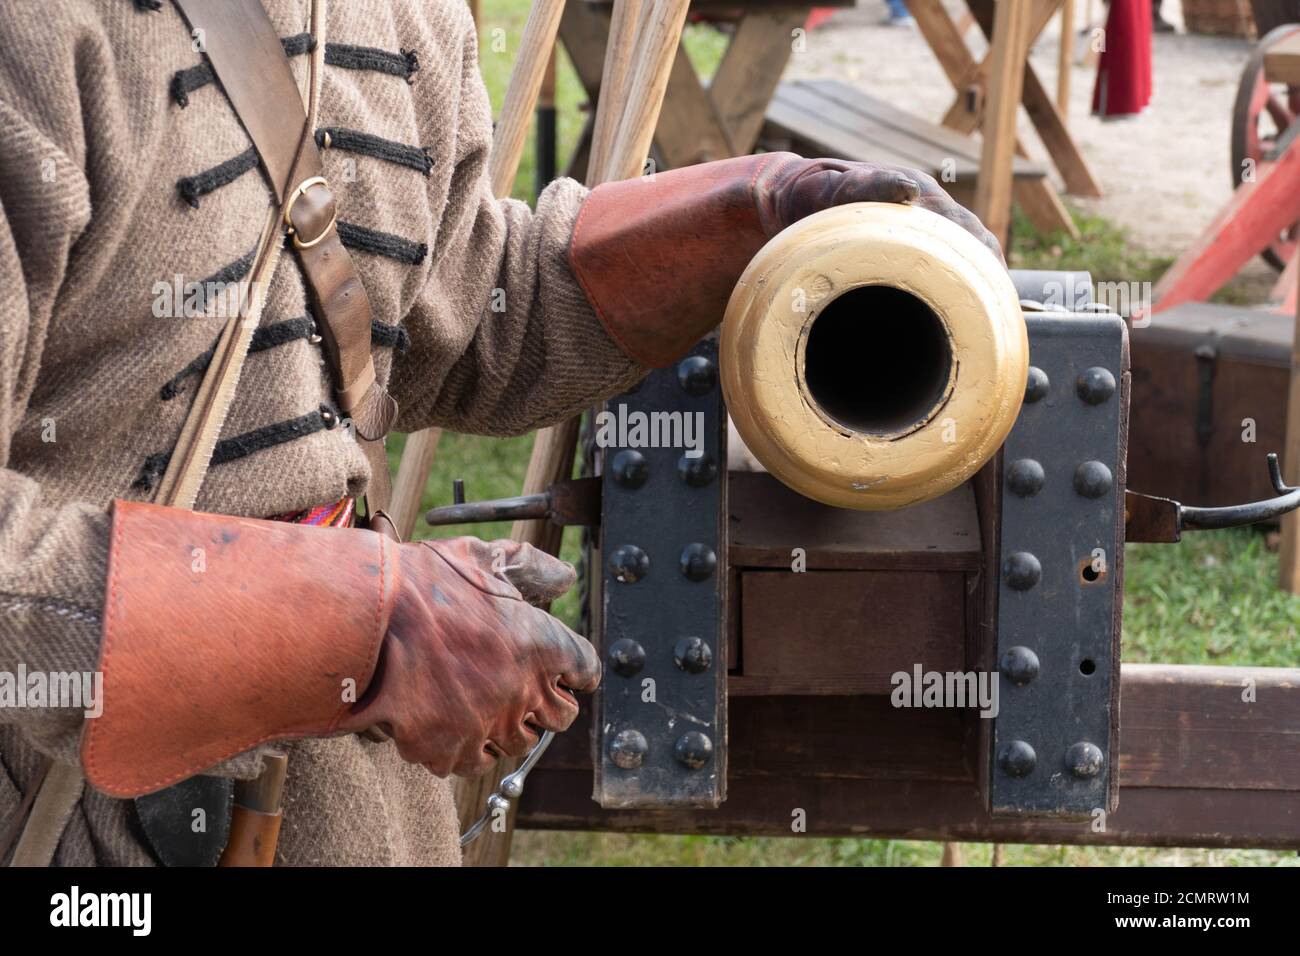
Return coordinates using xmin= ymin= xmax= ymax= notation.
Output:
xmin=399 ymin=3 xmax=1300 ymax=866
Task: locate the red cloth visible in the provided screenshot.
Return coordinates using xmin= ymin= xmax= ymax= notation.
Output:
xmin=1092 ymin=0 xmax=1154 ymax=117
xmin=806 ymin=7 xmax=837 ymax=31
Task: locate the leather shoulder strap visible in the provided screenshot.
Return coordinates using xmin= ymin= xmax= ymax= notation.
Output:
xmin=174 ymin=0 xmax=399 ymax=521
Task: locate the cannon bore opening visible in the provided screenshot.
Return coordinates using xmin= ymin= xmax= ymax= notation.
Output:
xmin=802 ymin=285 xmax=954 ymax=436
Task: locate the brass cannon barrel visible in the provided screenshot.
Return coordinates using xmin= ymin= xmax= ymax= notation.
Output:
xmin=721 ymin=202 xmax=1028 ymax=511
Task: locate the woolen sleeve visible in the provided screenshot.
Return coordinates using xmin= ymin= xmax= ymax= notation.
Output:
xmin=0 ymin=99 xmax=112 ymax=766
xmin=388 ymin=16 xmax=644 ymax=438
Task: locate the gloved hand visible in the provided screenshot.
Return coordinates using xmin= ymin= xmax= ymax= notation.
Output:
xmin=338 ymin=536 xmax=599 ymax=777
xmin=569 ymin=151 xmax=1003 ymax=368
xmin=82 ymin=502 xmax=599 ymax=797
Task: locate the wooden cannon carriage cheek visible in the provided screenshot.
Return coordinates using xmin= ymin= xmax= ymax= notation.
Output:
xmin=428 ymin=251 xmax=1300 ymax=850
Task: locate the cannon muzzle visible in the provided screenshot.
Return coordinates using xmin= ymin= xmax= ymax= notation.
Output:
xmin=721 ymin=201 xmax=1029 ymax=510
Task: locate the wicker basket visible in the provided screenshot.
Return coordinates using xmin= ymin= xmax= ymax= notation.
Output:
xmin=1183 ymin=0 xmax=1257 ymax=37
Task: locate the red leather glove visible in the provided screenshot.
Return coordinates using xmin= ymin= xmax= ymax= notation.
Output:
xmin=569 ymin=152 xmax=1003 ymax=368
xmin=82 ymin=502 xmax=599 ymax=797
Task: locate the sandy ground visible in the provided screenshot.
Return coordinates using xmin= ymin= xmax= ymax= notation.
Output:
xmin=785 ymin=1 xmax=1274 ymax=288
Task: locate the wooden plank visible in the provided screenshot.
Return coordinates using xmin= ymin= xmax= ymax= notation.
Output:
xmin=973 ymin=0 xmax=1033 ymax=245
xmin=728 ymin=472 xmax=982 ymax=571
xmin=768 ymin=84 xmax=1019 ymax=181
xmin=1118 ymin=665 xmax=1300 ymax=790
xmin=736 ymin=570 xmax=969 ymax=695
xmin=803 ymin=79 xmax=1046 ymax=174
xmin=519 ymin=664 xmax=1300 ymax=847
xmin=1264 ymin=31 xmax=1300 ymax=85
xmin=770 ymin=82 xmax=976 ymax=168
xmin=788 ymin=81 xmax=1064 ymax=238
xmin=709 ymin=5 xmax=811 ymax=154
xmin=519 ymin=769 xmax=1300 ymax=848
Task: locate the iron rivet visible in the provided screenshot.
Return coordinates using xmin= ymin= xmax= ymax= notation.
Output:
xmin=679 ymin=543 xmax=717 ymax=581
xmin=608 ymin=545 xmax=650 ymax=583
xmin=678 ymin=453 xmax=718 ymax=487
xmin=1003 ymin=551 xmax=1042 ymax=590
xmin=1007 ymin=459 xmax=1045 ymax=497
xmin=1077 ymin=367 xmax=1116 ymax=405
xmin=1074 ymin=460 xmax=1113 ymax=499
xmin=674 ymin=731 xmax=713 ymax=770
xmin=677 ymin=355 xmax=717 ymax=396
xmin=1024 ymin=367 xmax=1050 ymax=403
xmin=673 ymin=636 xmax=713 ymax=674
xmin=610 ymin=449 xmax=649 ymax=489
xmin=609 ymin=729 xmax=648 ymax=770
xmin=320 ymin=405 xmax=338 ymax=428
xmin=608 ymin=638 xmax=646 ymax=677
xmin=1065 ymin=741 xmax=1104 ymax=779
xmin=997 ymin=740 xmax=1036 ymax=778
xmin=1000 ymin=646 xmax=1040 ymax=685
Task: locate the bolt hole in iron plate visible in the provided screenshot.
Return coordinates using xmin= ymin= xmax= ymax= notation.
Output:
xmin=1078 ymin=557 xmax=1106 ymax=585
xmin=802 ymin=286 xmax=954 ymax=437
xmin=1078 ymin=658 xmax=1097 ymax=676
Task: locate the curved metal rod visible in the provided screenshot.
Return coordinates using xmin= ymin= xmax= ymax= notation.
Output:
xmin=426 ymin=492 xmax=551 ymax=527
xmin=460 ymin=730 xmax=556 ymax=847
xmin=1180 ymin=453 xmax=1300 ymax=530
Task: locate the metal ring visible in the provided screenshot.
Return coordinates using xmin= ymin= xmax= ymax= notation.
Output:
xmin=283 ymin=176 xmax=336 ymax=248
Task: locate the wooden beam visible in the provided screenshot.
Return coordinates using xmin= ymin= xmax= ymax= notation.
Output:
xmin=1014 ymin=144 xmax=1077 ymax=235
xmin=709 ymin=5 xmax=810 ymax=154
xmin=1058 ymin=0 xmax=1074 ymax=116
xmin=587 ymin=0 xmax=642 ymax=183
xmin=653 ymin=37 xmax=734 ymax=168
xmin=519 ymin=664 xmax=1300 ymax=848
xmin=968 ymin=0 xmax=1103 ymax=197
xmin=974 ymin=0 xmax=1033 ymax=244
xmin=912 ymin=0 xmax=1078 ymax=237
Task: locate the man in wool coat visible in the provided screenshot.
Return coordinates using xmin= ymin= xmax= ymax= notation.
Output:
xmin=0 ymin=0 xmax=997 ymax=865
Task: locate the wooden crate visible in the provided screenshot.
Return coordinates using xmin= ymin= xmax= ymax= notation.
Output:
xmin=1184 ymin=0 xmax=1257 ymax=38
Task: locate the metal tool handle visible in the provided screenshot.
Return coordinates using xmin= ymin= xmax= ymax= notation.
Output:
xmin=459 ymin=730 xmax=555 ymax=847
xmin=1179 ymin=453 xmax=1300 ymax=529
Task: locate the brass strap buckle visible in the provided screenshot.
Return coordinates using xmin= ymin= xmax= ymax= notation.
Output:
xmin=283 ymin=176 xmax=337 ymax=249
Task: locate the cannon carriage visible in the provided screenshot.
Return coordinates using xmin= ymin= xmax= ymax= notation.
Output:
xmin=433 ymin=204 xmax=1300 ymax=853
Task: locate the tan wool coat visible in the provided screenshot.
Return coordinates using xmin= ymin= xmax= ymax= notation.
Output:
xmin=0 ymin=0 xmax=642 ymax=864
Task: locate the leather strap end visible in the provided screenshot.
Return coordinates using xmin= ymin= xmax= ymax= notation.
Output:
xmin=81 ymin=501 xmax=398 ymax=798
xmin=343 ymin=372 xmax=398 ymax=442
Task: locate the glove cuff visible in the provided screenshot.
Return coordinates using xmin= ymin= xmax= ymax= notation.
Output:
xmin=81 ymin=501 xmax=398 ymax=797
xmin=568 ymin=153 xmax=792 ymax=368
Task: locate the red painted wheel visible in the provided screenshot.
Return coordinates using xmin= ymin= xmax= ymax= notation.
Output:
xmin=1231 ymin=23 xmax=1300 ymax=271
